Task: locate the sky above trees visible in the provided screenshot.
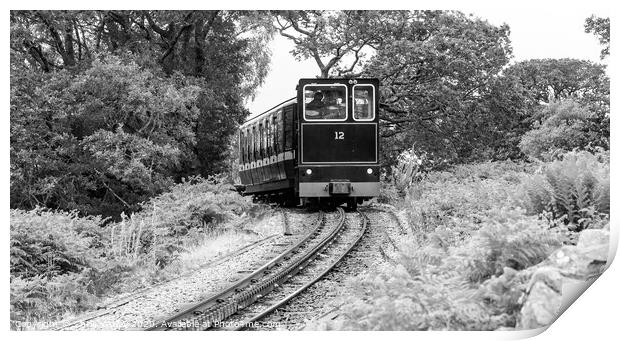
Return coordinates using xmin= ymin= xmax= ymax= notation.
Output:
xmin=247 ymin=7 xmax=609 ymax=114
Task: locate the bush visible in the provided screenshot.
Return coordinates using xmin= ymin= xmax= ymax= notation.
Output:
xmin=377 ymin=180 xmax=400 ymax=204
xmin=396 ymin=207 xmax=562 ymax=284
xmin=474 ymin=267 xmax=527 ymax=326
xmin=10 ymin=54 xmax=202 ymax=218
xmin=10 ymin=208 xmax=106 ymax=279
xmin=109 ymin=175 xmax=261 ymax=267
xmin=337 ymin=265 xmax=494 ymax=330
xmin=445 ymin=208 xmax=562 ymax=282
xmin=10 ymin=209 xmax=111 ymax=325
xmin=403 ymin=160 xmax=526 ymax=242
xmin=10 ymin=175 xmax=266 ymax=327
xmin=328 ymin=160 xmax=565 ymax=330
xmin=520 ymin=151 xmax=609 ymax=231
xmin=519 ymin=100 xmax=599 ymax=161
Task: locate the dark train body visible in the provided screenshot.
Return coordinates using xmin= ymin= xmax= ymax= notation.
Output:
xmin=237 ymin=78 xmax=380 ymax=209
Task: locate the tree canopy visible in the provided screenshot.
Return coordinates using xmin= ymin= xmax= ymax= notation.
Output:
xmin=584 ymin=15 xmax=610 ymax=59
xmin=277 ymin=10 xmax=609 ymax=166
xmin=10 ymin=10 xmax=273 ymax=217
xmin=505 ymin=58 xmax=609 ymax=151
xmin=363 ymin=11 xmax=517 ymax=162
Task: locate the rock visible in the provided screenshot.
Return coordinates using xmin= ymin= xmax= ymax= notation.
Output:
xmin=518 ymin=281 xmax=561 ymax=329
xmin=577 ymin=229 xmax=610 ymax=262
xmin=502 ymin=266 xmax=518 ymax=280
xmin=516 ymin=228 xmax=610 ymax=330
xmin=544 ymin=245 xmax=605 ymax=279
xmin=578 ymin=229 xmax=609 ymax=249
xmin=527 ymin=267 xmax=563 ymax=293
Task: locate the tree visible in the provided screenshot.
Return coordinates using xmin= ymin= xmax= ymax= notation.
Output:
xmin=503 ymin=59 xmax=609 ymax=104
xmin=10 ymin=10 xmax=93 ymax=71
xmin=505 ymin=59 xmax=609 ymax=151
xmin=585 ymin=15 xmax=610 ymax=59
xmin=519 ymin=100 xmax=598 ymax=160
xmin=10 ymin=10 xmax=274 ymax=217
xmin=275 ymin=10 xmax=521 ymax=164
xmin=10 ymin=55 xmax=201 ymax=216
xmin=362 ymin=11 xmax=516 ymax=163
xmin=273 ymin=10 xmax=391 ymax=77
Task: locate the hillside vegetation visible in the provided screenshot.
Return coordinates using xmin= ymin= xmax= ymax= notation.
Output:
xmin=325 ymin=150 xmax=609 ymax=330
xmin=10 ymin=176 xmax=272 ymax=326
xmin=10 ymin=10 xmax=610 ymax=331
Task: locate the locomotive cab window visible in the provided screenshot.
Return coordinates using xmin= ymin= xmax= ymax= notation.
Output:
xmin=303 ymin=84 xmax=347 ymax=121
xmin=353 ymin=84 xmax=375 ymax=121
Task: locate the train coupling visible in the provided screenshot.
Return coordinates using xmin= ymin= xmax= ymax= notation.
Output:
xmin=328 ymin=181 xmax=352 ymax=195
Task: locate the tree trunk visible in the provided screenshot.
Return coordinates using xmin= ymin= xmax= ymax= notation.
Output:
xmin=63 ymin=23 xmax=76 ymax=66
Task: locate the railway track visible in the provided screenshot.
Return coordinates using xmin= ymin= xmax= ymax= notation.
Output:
xmin=248 ymin=206 xmax=404 ymax=330
xmin=49 ymin=210 xmax=320 ymax=331
xmin=222 ymin=209 xmax=368 ymax=331
xmin=146 ymin=207 xmax=368 ymax=331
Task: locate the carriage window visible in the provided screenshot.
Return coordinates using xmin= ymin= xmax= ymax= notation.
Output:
xmin=250 ymin=127 xmax=256 ymax=161
xmin=246 ymin=129 xmax=251 ymax=162
xmin=353 ymin=85 xmax=375 ymax=121
xmin=273 ymin=115 xmax=279 ymax=153
xmin=265 ymin=119 xmax=271 ymax=155
xmin=303 ymin=84 xmax=347 ymax=121
xmin=259 ymin=123 xmax=264 ymax=158
xmin=239 ymin=131 xmax=245 ymax=163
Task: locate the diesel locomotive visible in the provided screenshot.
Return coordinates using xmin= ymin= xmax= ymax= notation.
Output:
xmin=236 ymin=78 xmax=380 ymax=209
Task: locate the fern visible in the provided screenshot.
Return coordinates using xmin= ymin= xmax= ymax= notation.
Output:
xmin=521 ymin=151 xmax=609 ymax=231
xmin=392 ymin=148 xmax=425 ymax=193
xmin=446 ymin=208 xmax=562 ymax=283
xmin=594 ymin=175 xmax=610 ymax=214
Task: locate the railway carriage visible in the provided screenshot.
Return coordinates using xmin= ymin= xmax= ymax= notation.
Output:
xmin=237 ymin=78 xmax=380 ymax=209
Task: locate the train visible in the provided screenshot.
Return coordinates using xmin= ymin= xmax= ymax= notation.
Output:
xmin=236 ymin=78 xmax=380 ymax=209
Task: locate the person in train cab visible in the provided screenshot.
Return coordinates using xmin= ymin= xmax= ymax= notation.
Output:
xmin=306 ymin=91 xmax=325 ymax=111
xmin=354 ymin=92 xmax=371 ymax=119
xmin=320 ymin=90 xmax=345 ymax=119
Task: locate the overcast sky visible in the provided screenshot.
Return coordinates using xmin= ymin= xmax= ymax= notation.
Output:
xmin=246 ymin=8 xmax=609 ymax=115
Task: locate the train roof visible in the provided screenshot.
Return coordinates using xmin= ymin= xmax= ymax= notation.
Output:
xmin=242 ymin=97 xmax=296 ymax=128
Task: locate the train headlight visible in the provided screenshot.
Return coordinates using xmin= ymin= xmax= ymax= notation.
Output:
xmin=367 ymin=168 xmax=373 ymax=175
xmin=306 ymin=169 xmax=312 ymax=175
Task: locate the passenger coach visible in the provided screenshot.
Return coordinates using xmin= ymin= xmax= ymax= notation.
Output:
xmin=237 ymin=78 xmax=380 ymax=209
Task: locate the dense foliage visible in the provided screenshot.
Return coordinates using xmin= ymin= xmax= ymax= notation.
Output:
xmin=327 ymin=153 xmax=608 ymax=330
xmin=10 ymin=10 xmax=271 ymax=217
xmin=520 ymin=151 xmax=609 ymax=231
xmin=10 ymin=176 xmax=265 ymax=325
xmin=277 ymin=11 xmax=610 ymax=167
xmin=519 ymin=100 xmax=598 ymax=160
xmin=11 ymin=11 xmax=611 ymax=216
xmin=506 ymin=58 xmax=610 ymax=157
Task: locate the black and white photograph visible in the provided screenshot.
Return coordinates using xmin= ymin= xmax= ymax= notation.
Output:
xmin=6 ymin=1 xmax=615 ymax=336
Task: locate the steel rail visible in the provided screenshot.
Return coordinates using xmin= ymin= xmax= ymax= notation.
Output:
xmin=147 ymin=209 xmax=336 ymax=331
xmin=232 ymin=209 xmax=369 ymax=331
xmin=53 ymin=233 xmax=281 ymax=331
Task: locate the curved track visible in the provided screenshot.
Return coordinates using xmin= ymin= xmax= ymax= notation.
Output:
xmin=147 ymin=209 xmax=352 ymax=331
xmin=249 ymin=206 xmax=405 ymax=330
xmin=222 ymin=209 xmax=368 ymax=331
